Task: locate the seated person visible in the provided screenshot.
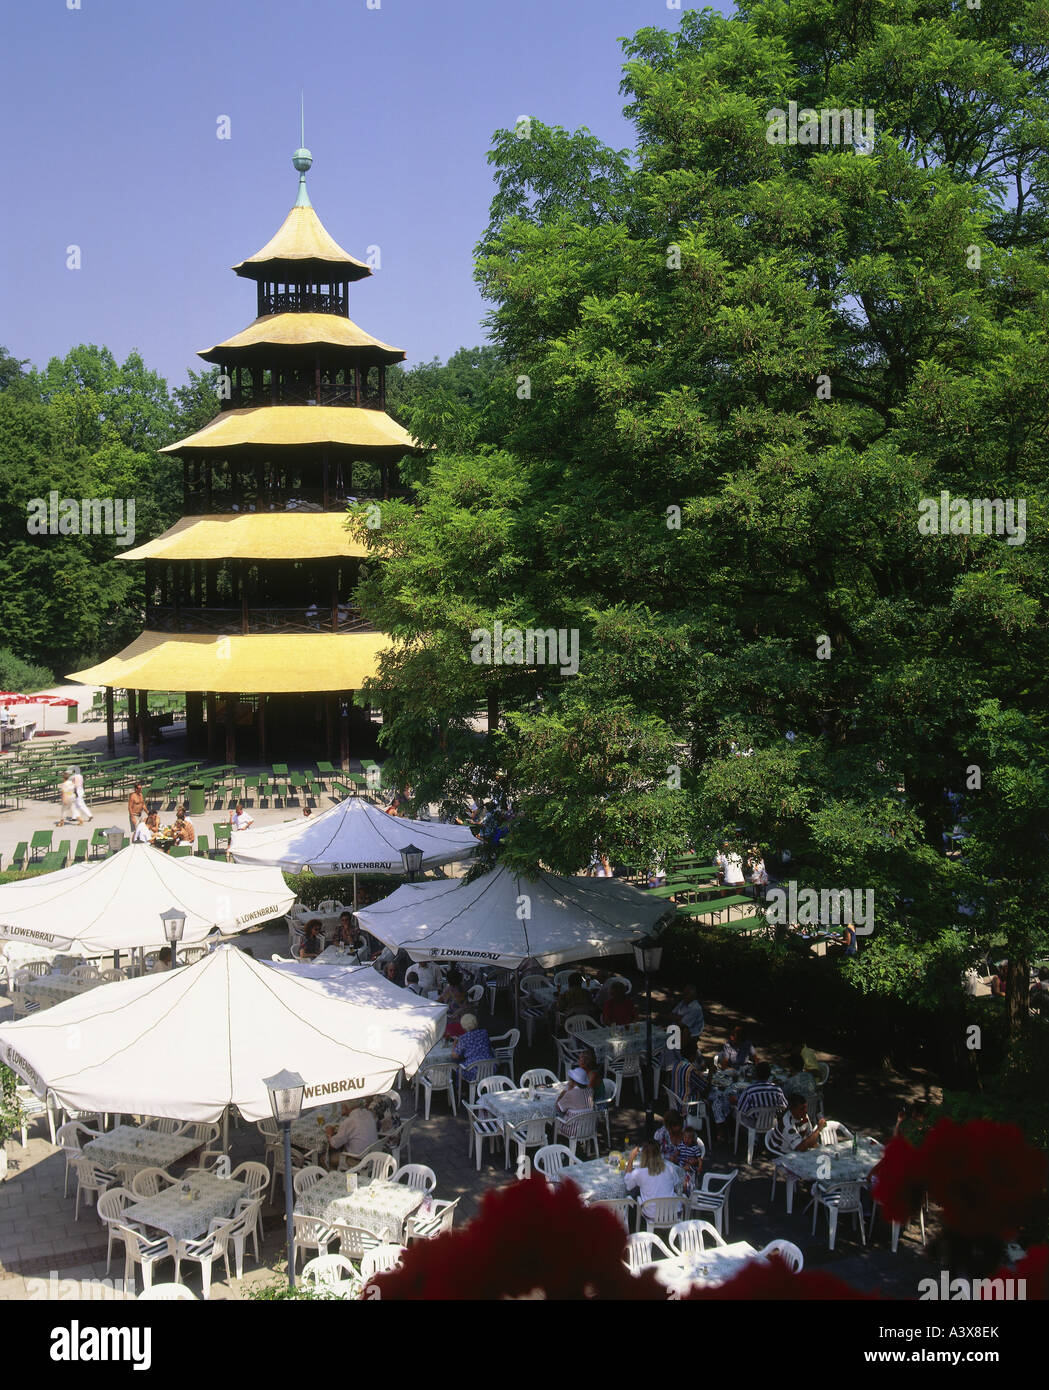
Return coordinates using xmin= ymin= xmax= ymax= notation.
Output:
xmin=173 ymin=807 xmax=195 ymax=844
xmin=557 ymin=972 xmax=594 ymax=1023
xmin=229 ymin=801 xmax=254 ymax=831
xmin=653 ymin=1111 xmax=685 ymax=1162
xmin=784 ymin=1053 xmax=819 ymax=1111
xmin=575 ymin=1047 xmax=604 ymax=1099
xmin=718 ymin=1024 xmax=754 ymax=1068
xmin=623 ymin=1141 xmax=678 ymax=1204
xmin=132 ymin=813 xmax=156 ymax=844
xmin=676 ymin=1126 xmax=704 ymax=1194
xmin=669 ymin=984 xmax=704 ymax=1038
xmin=439 ymin=966 xmax=469 ymax=1037
xmin=601 ymin=981 xmax=637 ymax=1027
xmin=335 ymin=911 xmax=373 ymax=957
xmin=297 ymin=919 xmax=324 ymax=960
xmin=556 ymin=1068 xmax=595 ymax=1118
xmin=451 ymin=1013 xmax=494 ymax=1082
xmin=408 ymin=959 xmax=441 ymax=995
xmin=325 ymin=1098 xmax=378 ymax=1162
xmin=150 ymin=948 xmax=172 ymax=973
xmin=669 ymin=1041 xmax=712 ymax=1108
xmin=776 ymin=1094 xmax=826 ymax=1151
xmin=732 ymin=1061 xmax=788 ymax=1120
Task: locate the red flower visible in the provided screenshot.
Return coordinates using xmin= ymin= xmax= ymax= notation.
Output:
xmin=369 ymin=1175 xmax=666 ymax=1300
xmin=870 ymin=1136 xmax=927 ymax=1223
xmin=921 ymin=1119 xmax=1047 ymax=1239
xmin=682 ymin=1253 xmax=876 ymax=1300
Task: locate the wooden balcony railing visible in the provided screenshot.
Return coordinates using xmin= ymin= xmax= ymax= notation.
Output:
xmin=146 ymin=605 xmax=374 ymax=635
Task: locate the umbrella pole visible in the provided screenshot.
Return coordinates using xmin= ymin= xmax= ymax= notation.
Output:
xmin=353 ymin=873 xmax=358 ymax=912
xmin=222 ymin=1105 xmax=230 ymax=1153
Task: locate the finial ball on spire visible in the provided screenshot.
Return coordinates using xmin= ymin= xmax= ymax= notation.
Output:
xmin=292 ymin=147 xmax=313 ymax=173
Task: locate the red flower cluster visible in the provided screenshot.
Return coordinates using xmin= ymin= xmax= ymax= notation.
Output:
xmin=872 ymin=1118 xmax=1047 ymax=1239
xmin=369 ymin=1175 xmax=667 ymax=1300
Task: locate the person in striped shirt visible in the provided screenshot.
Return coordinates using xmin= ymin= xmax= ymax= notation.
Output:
xmin=733 ymin=1062 xmax=788 ymax=1121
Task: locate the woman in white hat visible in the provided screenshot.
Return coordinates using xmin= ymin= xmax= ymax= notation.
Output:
xmin=556 ymin=1067 xmax=595 ymax=1119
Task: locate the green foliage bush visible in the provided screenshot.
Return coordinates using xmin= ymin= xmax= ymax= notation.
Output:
xmin=0 ymin=647 xmax=54 ymax=692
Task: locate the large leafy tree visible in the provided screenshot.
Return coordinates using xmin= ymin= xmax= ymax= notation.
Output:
xmin=362 ymin=0 xmax=1048 ymax=1042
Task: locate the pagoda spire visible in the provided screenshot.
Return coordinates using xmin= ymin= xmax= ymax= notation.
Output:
xmin=293 ymin=91 xmax=312 ymax=208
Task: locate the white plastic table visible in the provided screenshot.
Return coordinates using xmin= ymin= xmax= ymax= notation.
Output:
xmin=479 ymin=1085 xmax=561 ymax=1129
xmin=777 ymin=1135 xmax=882 ymax=1210
xmin=124 ymin=1175 xmax=248 ymax=1241
xmin=650 ymin=1241 xmax=761 ymax=1295
xmin=83 ymin=1124 xmax=201 ymax=1175
xmin=571 ymin=1024 xmax=669 ymax=1063
xmin=560 ymin=1158 xmax=685 ymax=1204
xmin=295 ymin=1173 xmax=424 ymax=1241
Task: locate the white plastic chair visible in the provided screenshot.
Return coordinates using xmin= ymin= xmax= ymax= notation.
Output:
xmin=534 ymin=1145 xmax=580 ymax=1180
xmin=391 ymin=1163 xmax=436 ymax=1193
xmin=221 ymin=1198 xmax=263 ymax=1280
xmin=415 ymin=1063 xmax=457 ymax=1120
xmin=117 ymin=1223 xmax=175 ymax=1296
xmin=292 ymin=1164 xmax=326 ymax=1197
xmin=819 ymin=1120 xmax=854 ymax=1147
xmin=734 ymin=1105 xmax=780 ymax=1163
xmin=553 ymin=1108 xmax=601 ymax=1159
xmin=564 ymin=1015 xmax=601 ymax=1038
xmin=765 ymin=1128 xmax=799 ymax=1211
xmin=72 ymin=1157 xmax=116 ymax=1219
xmin=490 ymin=1028 xmax=520 ymax=1076
xmin=70 ymin=964 xmax=101 ymax=981
xmin=291 ymin=1214 xmax=336 ymax=1270
xmin=56 ymin=1120 xmax=101 ymax=1198
xmin=668 ymin=1218 xmax=725 ymax=1254
xmin=96 ymin=1187 xmax=137 ymax=1274
xmin=332 ymin=1223 xmax=386 ymax=1262
xmin=385 ymin=1114 xmax=416 ymax=1168
xmin=351 ymin=1151 xmax=396 ymax=1182
xmin=520 ymin=1068 xmax=560 ymax=1088
xmin=101 ymin=968 xmax=128 ymax=982
xmin=174 ymin=1217 xmax=236 ymax=1298
xmin=137 ymin=1283 xmax=197 ymax=1300
xmin=302 ymin=1253 xmax=358 ymax=1289
xmin=458 ymin=1056 xmax=498 ymax=1106
xmin=624 ymin=1231 xmax=672 ymax=1273
xmin=131 ymin=1167 xmax=176 ymax=1198
xmin=605 ymin=1053 xmax=645 ymax=1106
xmin=230 ymin=1160 xmax=270 ymax=1231
xmin=811 ymin=1181 xmax=866 ymax=1251
xmin=360 ymin=1243 xmax=406 ymax=1279
xmin=476 ymin=1074 xmax=516 ymax=1098
xmin=590 ymin=1197 xmax=634 ymax=1231
xmin=506 ymin=1116 xmax=551 ymax=1172
xmin=759 ymin=1238 xmax=804 ymax=1271
xmin=639 ymin=1196 xmax=686 ymax=1238
xmin=405 ymin=1197 xmax=459 ymax=1240
xmin=689 ymin=1168 xmax=738 ymax=1237
xmin=465 ymin=1102 xmax=504 ymax=1171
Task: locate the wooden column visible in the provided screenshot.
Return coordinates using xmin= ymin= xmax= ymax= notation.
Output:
xmin=322 ymin=451 xmax=330 ymax=510
xmin=379 ymin=366 xmax=386 ymax=411
xmin=127 ymin=687 xmax=138 ymax=741
xmin=339 ymin=693 xmax=350 ymax=771
xmin=205 ymin=460 xmax=213 ymax=510
xmin=331 ymin=564 xmax=339 ymax=631
xmin=138 ymin=690 xmax=150 ymax=763
xmin=224 ymin=692 xmax=237 ymax=763
xmin=105 ymin=686 xmax=115 ymax=756
xmin=324 ymin=694 xmax=334 ymax=757
xmin=205 ymin=691 xmax=218 ymax=760
xmin=258 ymin=693 xmax=267 ymax=764
xmin=487 ymin=689 xmax=499 ymax=733
xmin=186 ymin=691 xmax=204 ymax=753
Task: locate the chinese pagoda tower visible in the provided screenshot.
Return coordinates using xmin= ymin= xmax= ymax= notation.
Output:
xmin=71 ymin=146 xmax=415 ymax=766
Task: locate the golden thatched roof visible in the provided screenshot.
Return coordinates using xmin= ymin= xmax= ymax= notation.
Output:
xmin=232 ymin=206 xmax=372 ymax=282
xmin=118 ymin=514 xmax=371 ymax=562
xmin=161 ymin=406 xmax=419 ymax=456
xmin=69 ymin=631 xmax=391 ymax=693
xmin=198 ymin=313 xmax=405 ymax=366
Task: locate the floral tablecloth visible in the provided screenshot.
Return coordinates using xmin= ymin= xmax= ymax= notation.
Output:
xmin=83 ymin=1125 xmax=201 ymax=1174
xmin=124 ymin=1175 xmax=248 ymax=1241
xmin=570 ymin=1024 xmax=669 ymax=1063
xmin=295 ymin=1173 xmax=424 ymax=1241
xmin=560 ymin=1158 xmax=685 ymax=1204
xmin=479 ymin=1085 xmax=561 ymax=1129
xmin=290 ymin=1105 xmax=343 ymax=1155
xmin=22 ymin=973 xmax=101 ymax=1011
xmin=778 ymin=1135 xmax=882 ymax=1185
xmin=650 ymin=1241 xmax=762 ymax=1295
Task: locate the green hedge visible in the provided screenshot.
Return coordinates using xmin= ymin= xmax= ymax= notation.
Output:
xmin=280 ymin=871 xmax=407 ymax=910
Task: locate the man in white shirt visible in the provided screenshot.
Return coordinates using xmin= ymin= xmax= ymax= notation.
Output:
xmin=229 ymin=802 xmax=255 ymax=831
xmin=325 ymin=1100 xmax=378 ymax=1160
xmin=410 ymin=960 xmax=440 ymax=996
xmin=671 ymin=985 xmax=705 ymax=1039
xmin=777 ymin=1095 xmax=826 ymax=1151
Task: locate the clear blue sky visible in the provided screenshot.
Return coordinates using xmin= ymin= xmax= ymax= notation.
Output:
xmin=1 ymin=0 xmax=703 ymax=389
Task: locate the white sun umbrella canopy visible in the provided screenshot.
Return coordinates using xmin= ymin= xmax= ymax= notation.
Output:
xmin=355 ymin=864 xmax=669 ymax=971
xmin=0 ymin=843 xmax=294 ymax=955
xmin=0 ymin=945 xmax=445 ymax=1122
xmin=229 ymin=796 xmax=479 ymax=875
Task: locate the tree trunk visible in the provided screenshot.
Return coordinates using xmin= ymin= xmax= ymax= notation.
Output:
xmin=1006 ymin=954 xmax=1029 ymax=1043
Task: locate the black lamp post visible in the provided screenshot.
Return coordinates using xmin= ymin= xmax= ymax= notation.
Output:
xmin=263 ymin=1069 xmax=305 ymax=1288
xmin=633 ymin=938 xmax=663 ymax=1140
xmin=159 ymin=906 xmax=187 ymax=969
xmin=399 ymin=844 xmax=423 ymax=883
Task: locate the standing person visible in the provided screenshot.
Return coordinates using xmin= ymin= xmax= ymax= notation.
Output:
xmin=716 ymin=844 xmax=745 ymax=888
xmin=747 ymin=847 xmax=768 ymax=900
xmin=71 ymin=766 xmax=92 ymax=825
xmin=56 ymin=771 xmax=75 ymax=827
xmin=127 ymin=782 xmax=145 ymax=833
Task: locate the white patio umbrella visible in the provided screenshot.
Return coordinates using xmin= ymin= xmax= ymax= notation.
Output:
xmin=355 ymin=863 xmax=669 ymax=970
xmin=229 ymin=796 xmax=479 ymax=906
xmin=0 ymin=843 xmax=294 ymax=955
xmin=0 ymin=945 xmax=445 ymax=1123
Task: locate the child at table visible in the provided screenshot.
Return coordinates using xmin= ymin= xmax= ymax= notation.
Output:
xmin=677 ymin=1126 xmax=704 ymax=1195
